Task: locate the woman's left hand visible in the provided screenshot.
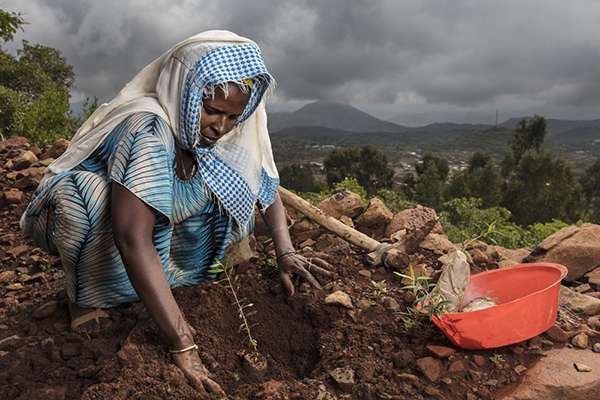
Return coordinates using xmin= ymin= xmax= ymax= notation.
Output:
xmin=277 ymin=252 xmax=334 ymax=296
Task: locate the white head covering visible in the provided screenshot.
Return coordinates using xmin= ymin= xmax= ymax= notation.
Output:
xmin=43 ymin=30 xmax=279 ymax=230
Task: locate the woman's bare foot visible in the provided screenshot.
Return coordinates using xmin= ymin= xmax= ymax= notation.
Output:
xmin=68 ymin=302 xmax=111 ymax=333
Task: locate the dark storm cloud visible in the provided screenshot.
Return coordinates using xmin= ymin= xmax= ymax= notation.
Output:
xmin=3 ymin=0 xmax=600 ymax=123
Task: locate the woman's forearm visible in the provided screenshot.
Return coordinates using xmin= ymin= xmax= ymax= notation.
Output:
xmin=261 ymin=192 xmax=295 ymax=256
xmin=112 ymin=183 xmax=193 ymax=349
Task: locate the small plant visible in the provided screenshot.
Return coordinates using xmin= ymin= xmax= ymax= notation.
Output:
xmin=489 ymin=353 xmax=506 ymax=369
xmin=369 ymin=279 xmax=389 ymax=298
xmin=462 ymin=220 xmax=497 ymax=250
xmin=209 ymin=259 xmax=258 ymax=351
xmin=38 ymin=260 xmax=53 ymax=272
xmin=395 ymin=265 xmax=450 ymax=319
xmin=265 ymin=256 xmax=278 ymax=270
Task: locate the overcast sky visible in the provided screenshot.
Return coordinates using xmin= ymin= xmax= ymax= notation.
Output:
xmin=4 ymin=0 xmax=600 ymax=125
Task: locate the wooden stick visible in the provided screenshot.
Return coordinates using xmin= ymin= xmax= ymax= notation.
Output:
xmin=278 ymin=187 xmax=381 ymax=252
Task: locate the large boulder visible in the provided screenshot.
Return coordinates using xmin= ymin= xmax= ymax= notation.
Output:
xmin=526 ymin=224 xmax=600 ymax=281
xmin=355 ymin=197 xmax=393 ymax=239
xmin=384 ymin=205 xmax=441 ymax=239
xmin=318 ymin=190 xmax=364 ymax=220
xmin=500 ymin=348 xmax=600 ymax=400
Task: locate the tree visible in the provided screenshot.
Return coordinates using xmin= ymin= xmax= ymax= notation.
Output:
xmin=0 ymin=7 xmax=75 ymax=144
xmin=279 ymin=163 xmax=321 ymax=193
xmin=447 ymin=152 xmax=502 ymax=207
xmin=323 ymin=145 xmax=394 ymax=195
xmin=502 ymin=150 xmax=581 ymax=226
xmin=415 ymin=153 xmax=449 ymax=181
xmin=0 ymin=9 xmax=25 ymax=44
xmin=510 ymin=115 xmax=547 ymax=163
xmin=580 ymin=159 xmax=600 ymax=223
xmin=409 ymin=153 xmax=449 ymax=210
xmin=414 ymin=161 xmax=446 ymax=209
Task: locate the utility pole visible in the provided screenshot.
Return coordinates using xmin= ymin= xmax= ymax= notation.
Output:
xmin=495 ymin=109 xmax=498 ymax=127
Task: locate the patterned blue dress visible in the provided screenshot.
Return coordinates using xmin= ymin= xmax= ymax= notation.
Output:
xmin=22 ymin=112 xmax=240 ymax=308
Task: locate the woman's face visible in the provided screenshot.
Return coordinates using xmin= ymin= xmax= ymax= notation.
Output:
xmin=198 ymin=84 xmax=250 ymax=147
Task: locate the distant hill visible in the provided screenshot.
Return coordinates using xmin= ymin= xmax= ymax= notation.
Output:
xmin=268 ymin=104 xmax=600 ymax=155
xmin=268 ymin=101 xmax=407 ymax=133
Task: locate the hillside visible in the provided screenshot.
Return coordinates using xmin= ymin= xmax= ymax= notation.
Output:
xmin=268 ymin=103 xmax=600 ymax=157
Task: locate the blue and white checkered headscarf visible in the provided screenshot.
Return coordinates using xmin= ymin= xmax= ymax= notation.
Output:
xmin=174 ymin=43 xmax=278 ymax=230
xmin=45 ymin=31 xmax=280 ymax=232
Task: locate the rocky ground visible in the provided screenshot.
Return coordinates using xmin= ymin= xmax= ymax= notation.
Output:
xmin=0 ymin=136 xmax=599 ymax=399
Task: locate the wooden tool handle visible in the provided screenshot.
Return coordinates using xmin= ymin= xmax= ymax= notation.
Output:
xmin=277 ymin=186 xmax=381 ymax=252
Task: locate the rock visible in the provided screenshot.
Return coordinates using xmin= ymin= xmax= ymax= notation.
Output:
xmin=329 ymin=367 xmax=355 ymax=393
xmin=560 ymin=285 xmax=600 ymax=315
xmin=8 ymin=244 xmax=30 ymax=258
xmin=6 ymin=283 xmax=24 ymax=291
xmin=61 ymin=342 xmax=80 ymax=359
xmin=357 ymin=299 xmax=372 ymax=310
xmin=473 ymin=354 xmax=487 ymax=367
xmin=571 ymin=333 xmax=589 ymax=349
xmin=587 ymin=316 xmax=600 ymax=331
xmin=314 ymin=234 xmax=350 ymax=253
xmin=448 ymin=360 xmax=465 ymax=373
xmin=515 ymin=365 xmax=528 ymax=375
xmin=39 ymin=158 xmax=55 ymax=167
xmin=239 ymin=350 xmax=268 ymax=379
xmin=3 ymin=159 xmax=13 ymax=170
xmin=385 ymin=205 xmax=441 ymax=238
xmin=339 ymin=215 xmax=354 ymax=227
xmin=299 ymin=238 xmax=316 ymax=248
xmin=355 ymin=197 xmax=393 ymax=238
xmin=575 ymin=283 xmax=592 ymax=293
xmin=416 ymin=357 xmax=443 ymax=382
xmin=32 ymin=301 xmax=59 ymax=320
xmin=500 ymin=348 xmax=600 ymax=400
xmin=325 ymin=290 xmax=353 ymax=309
xmin=545 ymin=324 xmax=569 ymax=342
xmin=487 ymin=245 xmax=530 ymax=268
xmin=318 ymin=190 xmax=364 ymax=220
xmin=426 ymin=344 xmax=456 ymax=358
xmin=574 ymin=363 xmax=592 ymax=373
xmin=358 ymin=269 xmax=372 ymax=279
xmin=3 ymin=136 xmax=30 ymax=148
xmin=419 ymin=233 xmax=456 ymax=255
xmin=13 ymin=150 xmax=38 ymax=170
xmin=394 ymin=372 xmax=419 ymax=384
xmin=0 ymin=334 xmax=22 ymax=351
xmin=468 ymin=247 xmax=489 ymax=264
xmin=3 ymin=188 xmax=23 ymax=204
xmin=382 ymin=296 xmax=400 ymax=311
xmin=0 ymin=270 xmax=16 ymax=283
xmin=392 ymin=349 xmax=415 ymax=369
xmin=526 ymin=224 xmax=600 ymax=281
xmin=40 ymin=138 xmax=69 ymax=160
xmin=593 ymin=343 xmax=600 ymax=353
xmin=587 ymin=292 xmax=600 ymax=299
xmin=586 ymin=267 xmax=600 ymax=289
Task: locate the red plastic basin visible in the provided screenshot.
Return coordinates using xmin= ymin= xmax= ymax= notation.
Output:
xmin=431 ymin=263 xmax=568 ymax=349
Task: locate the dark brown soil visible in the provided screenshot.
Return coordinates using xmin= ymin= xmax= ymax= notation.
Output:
xmin=0 ymin=138 xmax=548 ymax=399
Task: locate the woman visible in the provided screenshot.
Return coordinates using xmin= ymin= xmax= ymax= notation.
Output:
xmin=20 ymin=31 xmax=331 ymax=395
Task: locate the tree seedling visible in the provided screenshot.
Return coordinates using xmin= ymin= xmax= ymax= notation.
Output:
xmin=209 ymin=259 xmax=258 ymax=352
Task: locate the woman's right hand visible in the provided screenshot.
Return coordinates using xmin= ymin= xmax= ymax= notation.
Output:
xmin=172 ymin=350 xmax=225 ymax=397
